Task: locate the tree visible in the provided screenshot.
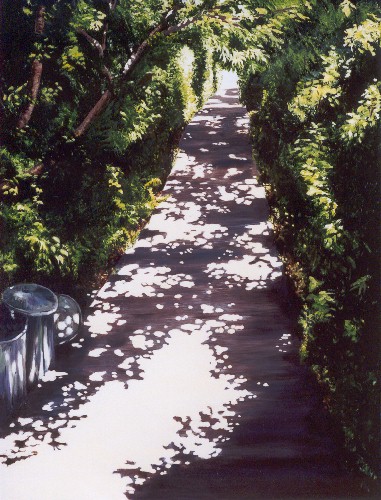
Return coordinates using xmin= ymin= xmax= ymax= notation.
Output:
xmin=0 ymin=0 xmax=310 ymax=284
xmin=1 ymin=1 xmax=307 ymax=157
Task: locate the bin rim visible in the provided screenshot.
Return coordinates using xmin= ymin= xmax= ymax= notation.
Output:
xmin=0 ymin=324 xmax=27 ymax=346
xmin=2 ymin=283 xmax=58 ymax=317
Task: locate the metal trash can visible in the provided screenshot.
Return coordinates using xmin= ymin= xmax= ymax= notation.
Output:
xmin=0 ymin=303 xmax=27 ymax=412
xmin=2 ymin=284 xmax=58 ymax=388
xmin=54 ymin=294 xmax=82 ymax=346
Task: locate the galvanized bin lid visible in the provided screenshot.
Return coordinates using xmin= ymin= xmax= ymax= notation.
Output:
xmin=2 ymin=284 xmax=58 ymax=317
xmin=54 ymin=294 xmax=82 ymax=345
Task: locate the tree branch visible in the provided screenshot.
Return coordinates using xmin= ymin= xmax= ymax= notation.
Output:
xmin=102 ymin=1 xmax=118 ymax=51
xmin=73 ymin=88 xmax=112 ymax=138
xmin=76 ymin=28 xmax=104 ymax=57
xmin=76 ymin=28 xmax=115 ymax=91
xmin=122 ymin=22 xmax=167 ymax=76
xmin=102 ymin=1 xmax=117 ymax=51
xmin=34 ymin=4 xmax=45 ymax=34
xmin=73 ymin=5 xmax=220 ymax=139
xmin=102 ymin=65 xmax=113 ymax=87
xmin=161 ymin=17 xmax=199 ymax=35
xmin=109 ymin=0 xmax=118 ymax=11
xmin=101 ymin=22 xmax=108 ymax=52
xmin=16 ymin=5 xmax=45 ymax=130
xmin=16 ymin=60 xmax=43 ymax=130
xmin=74 ymin=0 xmax=120 ymax=121
xmin=74 ymin=20 xmax=168 ymax=138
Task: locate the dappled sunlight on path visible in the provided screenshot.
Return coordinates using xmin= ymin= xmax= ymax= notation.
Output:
xmin=0 ymin=325 xmax=251 ymax=499
xmin=0 ymin=72 xmax=355 ymax=499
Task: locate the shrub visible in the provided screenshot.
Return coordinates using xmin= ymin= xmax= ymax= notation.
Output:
xmin=239 ymin=0 xmax=380 ymax=479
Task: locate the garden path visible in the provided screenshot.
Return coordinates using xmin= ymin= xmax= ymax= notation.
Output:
xmin=0 ymin=73 xmax=364 ymax=499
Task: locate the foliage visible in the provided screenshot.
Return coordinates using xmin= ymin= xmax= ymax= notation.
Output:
xmin=0 ymin=0 xmax=379 ymax=483
xmin=0 ymin=0 xmax=221 ymax=294
xmin=239 ymin=0 xmax=380 ymax=480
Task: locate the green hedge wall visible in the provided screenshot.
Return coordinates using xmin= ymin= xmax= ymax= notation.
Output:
xmin=239 ymin=0 xmax=380 ymax=479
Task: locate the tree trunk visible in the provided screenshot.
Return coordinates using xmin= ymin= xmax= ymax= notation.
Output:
xmin=34 ymin=4 xmax=45 ymax=34
xmin=16 ymin=5 xmax=45 ymax=130
xmin=16 ymin=59 xmax=43 ymax=129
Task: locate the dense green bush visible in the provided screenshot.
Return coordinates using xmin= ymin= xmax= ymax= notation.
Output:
xmin=239 ymin=0 xmax=380 ymax=479
xmin=0 ymin=0 xmax=219 ymax=297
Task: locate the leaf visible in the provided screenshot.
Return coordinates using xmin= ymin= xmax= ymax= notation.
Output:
xmin=255 ymin=8 xmax=268 ymax=16
xmin=350 ymin=275 xmax=371 ymax=296
xmin=68 ymin=46 xmax=84 ymax=60
xmin=347 ymin=256 xmax=356 ymax=269
xmin=55 ymin=255 xmax=65 ymax=265
xmin=309 ymin=276 xmax=322 ymax=292
xmin=341 ymin=1 xmax=356 ymax=18
xmin=343 ymin=320 xmax=359 ymax=342
xmin=24 ymin=235 xmax=39 ymax=245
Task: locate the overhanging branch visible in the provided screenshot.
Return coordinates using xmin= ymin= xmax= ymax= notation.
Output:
xmin=74 ymin=20 xmax=168 ymax=138
xmin=73 ymin=6 xmax=233 ymax=139
xmin=76 ymin=28 xmax=104 ymax=57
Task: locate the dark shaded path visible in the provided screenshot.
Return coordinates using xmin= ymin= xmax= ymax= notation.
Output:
xmin=0 ymin=73 xmax=367 ymax=499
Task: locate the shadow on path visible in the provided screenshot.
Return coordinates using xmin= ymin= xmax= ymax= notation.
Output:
xmin=0 ymin=74 xmax=369 ymax=499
